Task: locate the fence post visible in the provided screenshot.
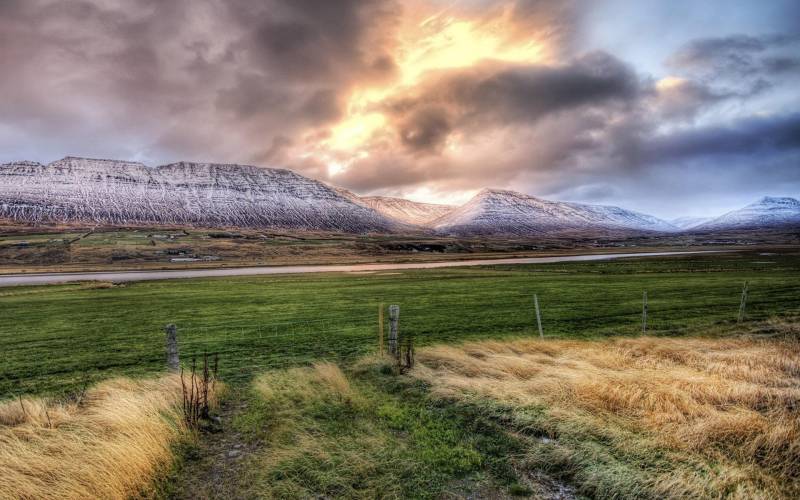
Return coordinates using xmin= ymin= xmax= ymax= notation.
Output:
xmin=378 ymin=303 xmax=385 ymax=356
xmin=165 ymin=324 xmax=179 ymax=371
xmin=388 ymin=305 xmax=400 ymax=357
xmin=534 ymin=294 xmax=543 ymax=339
xmin=642 ymin=291 xmax=648 ymax=335
xmin=738 ymin=281 xmax=749 ymax=323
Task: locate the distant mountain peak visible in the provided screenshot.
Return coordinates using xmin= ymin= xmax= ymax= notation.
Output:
xmin=433 ymin=188 xmax=677 ymax=236
xmin=477 ymin=188 xmax=535 ymax=199
xmin=694 ymin=195 xmax=800 ymax=231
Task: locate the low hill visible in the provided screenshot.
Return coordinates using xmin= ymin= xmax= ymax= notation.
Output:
xmin=357 ymin=196 xmax=454 ymax=226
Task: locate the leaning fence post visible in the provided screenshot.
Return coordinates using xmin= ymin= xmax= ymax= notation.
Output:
xmin=165 ymin=324 xmax=179 ymax=372
xmin=388 ymin=305 xmax=400 ymax=357
xmin=642 ymin=291 xmax=648 ymax=335
xmin=378 ymin=303 xmax=385 ymax=356
xmin=738 ymin=281 xmax=749 ymax=323
xmin=534 ymin=294 xmax=543 ymax=339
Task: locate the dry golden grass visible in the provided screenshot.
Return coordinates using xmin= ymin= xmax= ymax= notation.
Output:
xmin=0 ymin=375 xmax=190 ymax=500
xmin=253 ymin=361 xmax=354 ymax=404
xmin=413 ymin=328 xmax=800 ymax=498
xmin=245 ymin=363 xmax=397 ymax=497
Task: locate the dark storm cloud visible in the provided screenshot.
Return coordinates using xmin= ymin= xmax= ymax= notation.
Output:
xmin=328 ymin=38 xmax=796 ymax=196
xmin=398 ymin=107 xmax=453 ymax=153
xmin=218 ymin=0 xmax=400 ymax=132
xmin=653 ymin=79 xmax=731 ymax=120
xmin=668 ymin=33 xmax=800 ymax=79
xmin=1 ymin=0 xmax=798 ymax=217
xmin=338 ymin=43 xmax=799 ymax=203
xmin=0 ymin=0 xmax=399 ymax=164
xmin=385 ymin=52 xmax=640 ymax=153
xmin=227 ymin=0 xmax=399 ymax=84
xmin=641 ymin=112 xmax=800 ymax=163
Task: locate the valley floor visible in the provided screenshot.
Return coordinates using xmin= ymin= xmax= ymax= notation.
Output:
xmin=1 ymin=223 xmax=798 ymax=274
xmin=1 ymin=250 xmax=799 ymax=498
xmin=3 ymin=249 xmax=800 ymax=396
xmin=4 ymin=321 xmax=797 ymax=499
xmin=169 ymin=327 xmax=799 ymax=499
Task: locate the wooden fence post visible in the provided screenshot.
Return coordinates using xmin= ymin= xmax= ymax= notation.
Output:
xmin=534 ymin=294 xmax=543 ymax=339
xmin=378 ymin=303 xmax=385 ymax=356
xmin=165 ymin=324 xmax=179 ymax=372
xmin=388 ymin=305 xmax=400 ymax=357
xmin=738 ymin=281 xmax=749 ymax=323
xmin=642 ymin=291 xmax=648 ymax=335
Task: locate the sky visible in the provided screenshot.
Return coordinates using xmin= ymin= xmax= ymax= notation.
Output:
xmin=0 ymin=0 xmax=798 ymax=218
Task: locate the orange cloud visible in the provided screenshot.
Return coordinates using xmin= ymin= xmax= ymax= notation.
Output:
xmin=304 ymin=2 xmax=558 ymax=177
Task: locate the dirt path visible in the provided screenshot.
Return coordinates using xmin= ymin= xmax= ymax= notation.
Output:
xmin=167 ymin=387 xmax=578 ymax=500
xmin=171 ymin=393 xmax=257 ymax=499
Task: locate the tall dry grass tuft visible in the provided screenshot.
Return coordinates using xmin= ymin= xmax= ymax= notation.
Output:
xmin=413 ymin=330 xmax=800 ymax=498
xmin=0 ymin=375 xmax=191 ymax=500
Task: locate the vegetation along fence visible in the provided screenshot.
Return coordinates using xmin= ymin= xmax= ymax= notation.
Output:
xmin=2 ymin=279 xmax=799 ymax=399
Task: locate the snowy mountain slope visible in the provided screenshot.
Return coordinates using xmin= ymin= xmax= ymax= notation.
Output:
xmin=0 ymin=157 xmax=397 ymax=232
xmin=328 ymin=188 xmax=454 ymax=226
xmin=9 ymin=156 xmax=789 ymax=238
xmin=669 ymin=216 xmax=714 ymax=230
xmin=693 ymin=196 xmax=800 ymax=231
xmin=356 ymin=196 xmax=455 ymax=226
xmin=431 ymin=189 xmax=678 ymax=236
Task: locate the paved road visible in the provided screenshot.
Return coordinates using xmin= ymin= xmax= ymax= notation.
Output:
xmin=0 ymin=250 xmax=725 ymax=287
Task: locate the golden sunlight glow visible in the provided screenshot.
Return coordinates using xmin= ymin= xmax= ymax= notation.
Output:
xmin=317 ymin=7 xmax=551 ymax=162
xmin=398 ymin=14 xmax=545 ymax=86
xmin=326 ymin=113 xmax=387 ymax=151
xmin=656 ymin=76 xmax=689 ymax=91
xmin=326 ymin=161 xmax=346 ymax=177
xmin=402 ymin=185 xmax=479 ymax=206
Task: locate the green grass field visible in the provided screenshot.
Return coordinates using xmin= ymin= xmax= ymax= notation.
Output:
xmin=2 ymin=249 xmax=799 ymax=397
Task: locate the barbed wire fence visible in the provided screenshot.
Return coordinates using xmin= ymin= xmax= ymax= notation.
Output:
xmin=3 ymin=279 xmax=800 ymax=400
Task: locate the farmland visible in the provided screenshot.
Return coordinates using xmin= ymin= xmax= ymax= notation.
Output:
xmin=2 ymin=222 xmax=798 ymax=274
xmin=2 ymin=248 xmax=799 ymax=499
xmin=2 ymin=248 xmax=799 ymax=398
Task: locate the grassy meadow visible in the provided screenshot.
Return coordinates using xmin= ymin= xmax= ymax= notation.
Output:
xmin=414 ymin=331 xmax=800 ymax=498
xmin=168 ymin=328 xmax=799 ymax=499
xmin=2 ymin=249 xmax=800 ymax=397
xmin=1 ymin=249 xmax=799 ymax=498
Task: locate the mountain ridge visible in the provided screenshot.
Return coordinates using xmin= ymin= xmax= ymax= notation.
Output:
xmin=430 ymin=188 xmax=679 ymax=236
xmin=2 ymin=156 xmax=797 ymax=236
xmin=0 ymin=157 xmax=398 ymax=232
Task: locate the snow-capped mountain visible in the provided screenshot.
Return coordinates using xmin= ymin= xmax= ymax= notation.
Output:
xmin=693 ymin=196 xmax=800 ymax=231
xmin=7 ymin=156 xmax=791 ymax=238
xmin=431 ymin=189 xmax=678 ymax=236
xmin=669 ymin=216 xmax=713 ymax=230
xmin=356 ymin=196 xmax=455 ymax=226
xmin=0 ymin=157 xmax=397 ymax=232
